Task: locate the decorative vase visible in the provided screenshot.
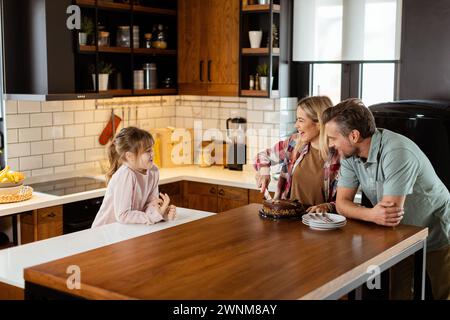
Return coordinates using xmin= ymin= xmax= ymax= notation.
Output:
xmin=79 ymin=32 xmax=88 ymax=46
xmin=93 ymin=74 xmax=110 ymax=91
xmin=259 ymin=76 xmax=274 ymax=91
xmin=249 ymin=31 xmax=263 ymax=49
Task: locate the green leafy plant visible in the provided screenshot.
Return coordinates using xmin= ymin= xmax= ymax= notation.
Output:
xmin=89 ymin=61 xmax=114 ymax=75
xmin=256 ymin=63 xmax=269 ymax=77
xmin=80 ymin=16 xmax=94 ymax=35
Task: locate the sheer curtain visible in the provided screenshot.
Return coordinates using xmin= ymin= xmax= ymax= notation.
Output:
xmin=293 ymin=0 xmax=403 ymax=62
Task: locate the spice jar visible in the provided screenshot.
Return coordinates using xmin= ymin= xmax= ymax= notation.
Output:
xmin=144 ymin=33 xmax=152 ymax=48
xmin=116 ymin=26 xmax=130 ymax=47
xmin=98 ymin=31 xmax=110 ymax=47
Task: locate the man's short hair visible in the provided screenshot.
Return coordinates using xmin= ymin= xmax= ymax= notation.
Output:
xmin=322 ymin=98 xmax=376 ymax=139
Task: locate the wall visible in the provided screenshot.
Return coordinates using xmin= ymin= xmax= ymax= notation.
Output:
xmin=5 ymin=96 xmax=298 ymax=177
xmin=399 ymin=0 xmax=450 ymax=100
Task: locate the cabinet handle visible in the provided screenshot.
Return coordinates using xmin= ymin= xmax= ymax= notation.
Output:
xmin=210 ymin=187 xmax=216 ymax=194
xmin=46 ymin=213 xmax=56 ymax=218
xmin=207 ymin=60 xmax=212 ymax=82
xmin=218 ymin=189 xmax=225 ymax=196
xmin=200 ymin=60 xmax=204 ymax=82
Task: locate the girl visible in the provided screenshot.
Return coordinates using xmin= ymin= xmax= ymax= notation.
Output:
xmin=92 ymin=127 xmax=176 ymax=227
xmin=254 ymin=96 xmax=340 ymax=213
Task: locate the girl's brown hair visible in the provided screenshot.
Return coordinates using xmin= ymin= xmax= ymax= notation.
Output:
xmin=295 ymin=96 xmax=334 ymax=160
xmin=106 ymin=127 xmax=154 ymax=183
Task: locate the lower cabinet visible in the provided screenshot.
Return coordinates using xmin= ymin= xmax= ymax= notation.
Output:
xmin=159 ymin=182 xmax=183 ymax=208
xmin=183 ymin=181 xmax=249 ymax=213
xmin=217 ymin=186 xmax=249 ymax=212
xmin=20 ymin=206 xmax=63 ymax=244
xmin=183 ymin=181 xmax=219 ymax=213
xmin=248 ymin=189 xmax=275 ymax=204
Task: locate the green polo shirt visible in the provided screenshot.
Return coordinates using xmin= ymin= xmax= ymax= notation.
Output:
xmin=338 ymin=129 xmax=450 ymax=251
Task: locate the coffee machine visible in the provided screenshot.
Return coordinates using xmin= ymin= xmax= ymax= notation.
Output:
xmin=226 ymin=117 xmax=247 ymax=171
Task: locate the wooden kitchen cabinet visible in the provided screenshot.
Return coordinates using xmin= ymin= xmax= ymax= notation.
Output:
xmin=178 ymin=0 xmax=239 ymax=96
xmin=159 ymin=182 xmax=183 ymax=208
xmin=20 ymin=206 xmax=63 ymax=245
xmin=217 ymin=185 xmax=249 ymax=212
xmin=249 ymin=189 xmax=275 ymax=204
xmin=183 ymin=181 xmax=218 ymax=213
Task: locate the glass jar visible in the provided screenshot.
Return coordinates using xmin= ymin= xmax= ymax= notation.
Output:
xmin=116 ymin=26 xmax=130 ymax=47
xmin=152 ymin=24 xmax=167 ymax=49
xmin=144 ymin=33 xmax=152 ymax=48
xmin=98 ymin=31 xmax=110 ymax=47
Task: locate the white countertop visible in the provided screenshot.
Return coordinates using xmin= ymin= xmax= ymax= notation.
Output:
xmin=0 ymin=208 xmax=215 ymax=289
xmin=0 ymin=166 xmax=273 ymax=218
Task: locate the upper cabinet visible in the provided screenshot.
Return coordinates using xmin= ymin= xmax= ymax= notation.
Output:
xmin=178 ymin=0 xmax=240 ymax=97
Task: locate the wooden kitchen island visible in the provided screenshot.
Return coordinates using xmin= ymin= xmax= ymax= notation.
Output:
xmin=24 ymin=204 xmax=428 ymax=300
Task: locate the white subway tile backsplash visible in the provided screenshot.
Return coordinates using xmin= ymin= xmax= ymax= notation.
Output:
xmin=162 ymin=96 xmax=177 ymax=107
xmin=176 ymin=106 xmax=193 ymax=117
xmin=137 ymin=108 xmax=147 ymax=119
xmin=32 ymin=167 xmax=54 ymax=177
xmin=43 ymin=153 xmax=65 ymax=167
xmin=54 ymin=138 xmax=75 ymax=152
xmin=42 ymin=126 xmax=64 ymax=140
xmin=65 ymin=151 xmax=85 ymax=165
xmin=94 ymin=109 xmax=111 ymax=123
xmin=83 ymin=100 xmax=96 ymax=110
xmin=53 ymin=112 xmax=74 ymax=125
xmin=42 ymin=101 xmax=63 ymax=112
xmin=75 ymin=111 xmax=94 ymax=124
xmin=30 ymin=113 xmax=53 ymax=127
xmin=85 ymin=123 xmax=104 ymax=136
xmin=8 ymin=143 xmax=30 ymax=158
xmin=54 ymin=164 xmax=75 ymax=173
xmin=75 ymin=162 xmax=97 ymax=171
xmin=5 ymin=101 xmax=18 ymax=115
xmin=20 ymin=155 xmax=43 ymax=171
xmin=219 ymin=108 xmax=230 ymax=120
xmin=64 ymin=124 xmax=85 ymax=138
xmin=138 ymin=119 xmax=155 ymax=131
xmin=19 ymin=128 xmax=42 ymax=142
xmin=163 ymin=106 xmax=176 ymax=117
xmin=253 ymin=98 xmax=275 ymax=111
xmin=155 ymin=118 xmax=170 ymax=128
xmin=85 ymin=148 xmax=106 ymax=162
xmin=75 ymin=136 xmax=95 ymax=150
xmin=175 ymin=118 xmax=184 ymax=128
xmin=7 ymin=129 xmax=18 ymax=144
xmin=7 ymin=114 xmax=30 ymax=129
xmin=31 ymin=141 xmax=53 ymax=155
xmin=7 ymin=158 xmax=19 ymax=169
xmin=247 ymin=111 xmax=263 ymax=123
xmin=264 ymin=112 xmax=280 ymax=124
xmin=148 ymin=107 xmax=163 ymax=118
xmin=64 ymin=100 xmax=84 ymax=111
xmin=18 ymin=101 xmax=41 ymax=114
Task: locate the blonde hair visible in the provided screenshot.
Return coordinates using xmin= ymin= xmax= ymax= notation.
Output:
xmin=106 ymin=127 xmax=154 ymax=183
xmin=295 ymin=96 xmax=333 ymax=161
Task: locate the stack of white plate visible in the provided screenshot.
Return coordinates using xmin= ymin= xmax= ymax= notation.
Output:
xmin=302 ymin=213 xmax=347 ymax=231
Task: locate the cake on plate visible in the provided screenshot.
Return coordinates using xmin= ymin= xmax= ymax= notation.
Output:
xmin=260 ymin=199 xmax=309 ymax=220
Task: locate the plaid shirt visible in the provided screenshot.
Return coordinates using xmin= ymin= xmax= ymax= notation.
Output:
xmin=254 ymin=133 xmax=341 ymax=205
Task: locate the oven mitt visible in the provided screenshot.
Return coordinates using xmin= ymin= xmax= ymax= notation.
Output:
xmin=99 ymin=115 xmax=122 ymax=145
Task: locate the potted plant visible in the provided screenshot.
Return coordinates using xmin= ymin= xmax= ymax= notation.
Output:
xmin=79 ymin=17 xmax=94 ymax=46
xmin=256 ymin=63 xmax=272 ymax=91
xmin=90 ymin=61 xmax=114 ymax=91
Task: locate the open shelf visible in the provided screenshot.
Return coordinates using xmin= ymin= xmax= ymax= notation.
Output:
xmin=242 ymin=48 xmax=280 ymax=56
xmin=134 ymin=48 xmax=177 ymax=56
xmin=133 ymin=5 xmax=177 ymax=16
xmin=134 ymin=88 xmax=177 ymax=96
xmin=242 ymin=4 xmax=280 ymax=13
xmin=105 ymin=89 xmax=133 ymax=96
xmin=99 ymin=46 xmax=132 ymax=54
xmin=75 ymin=0 xmax=96 ymax=7
xmin=97 ymin=0 xmax=131 ymax=11
xmin=79 ymin=45 xmax=96 ymax=53
xmin=241 ymin=89 xmax=269 ymax=97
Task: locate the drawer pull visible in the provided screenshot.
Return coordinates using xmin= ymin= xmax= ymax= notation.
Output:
xmin=209 ymin=187 xmax=216 ymax=194
xmin=46 ymin=213 xmax=56 ymax=218
xmin=218 ymin=189 xmax=225 ymax=196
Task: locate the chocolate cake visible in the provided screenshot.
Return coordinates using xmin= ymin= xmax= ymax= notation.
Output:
xmin=260 ymin=199 xmax=308 ymax=220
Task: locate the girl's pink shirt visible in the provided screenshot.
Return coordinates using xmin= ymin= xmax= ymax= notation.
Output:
xmin=92 ymin=164 xmax=163 ymax=228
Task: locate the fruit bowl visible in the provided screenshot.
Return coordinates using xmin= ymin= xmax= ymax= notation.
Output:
xmin=0 ymin=181 xmax=24 ymax=188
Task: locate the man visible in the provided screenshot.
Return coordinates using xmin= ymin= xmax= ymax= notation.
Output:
xmin=322 ymin=98 xmax=450 ymax=300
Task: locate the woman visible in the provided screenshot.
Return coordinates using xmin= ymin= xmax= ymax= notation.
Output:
xmin=254 ymin=96 xmax=340 ymax=213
